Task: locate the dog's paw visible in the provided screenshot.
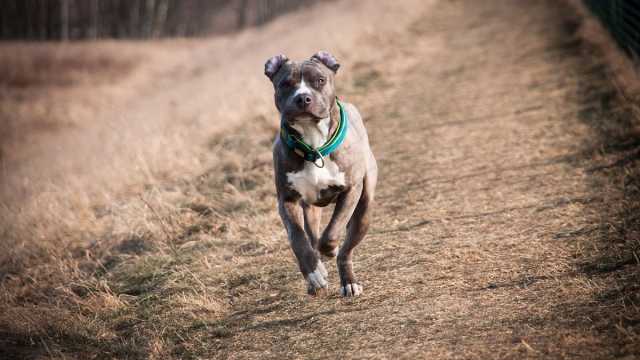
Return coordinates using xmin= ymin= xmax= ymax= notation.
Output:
xmin=340 ymin=283 xmax=362 ymax=297
xmin=306 ymin=262 xmax=328 ymax=295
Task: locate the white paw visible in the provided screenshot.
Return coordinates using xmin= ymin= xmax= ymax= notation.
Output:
xmin=340 ymin=283 xmax=362 ymax=297
xmin=306 ymin=264 xmax=328 ymax=294
xmin=316 ymin=260 xmax=328 ymax=278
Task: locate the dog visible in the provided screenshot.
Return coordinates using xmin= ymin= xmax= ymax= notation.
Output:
xmin=264 ymin=51 xmax=377 ymax=297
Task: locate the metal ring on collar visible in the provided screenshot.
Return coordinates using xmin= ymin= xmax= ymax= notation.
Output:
xmin=312 ymin=149 xmax=325 ymax=168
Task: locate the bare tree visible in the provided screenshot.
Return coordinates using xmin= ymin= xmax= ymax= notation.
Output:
xmin=89 ymin=0 xmax=99 ymax=39
xmin=130 ymin=0 xmax=141 ymax=38
xmin=38 ymin=0 xmax=47 ymax=40
xmin=60 ymin=0 xmax=69 ymax=41
xmin=237 ymin=0 xmax=248 ymax=29
xmin=153 ymin=0 xmax=169 ymax=38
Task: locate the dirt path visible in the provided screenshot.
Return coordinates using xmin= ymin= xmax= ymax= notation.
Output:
xmin=207 ymin=1 xmax=639 ymax=358
xmin=2 ymin=0 xmax=638 ymax=359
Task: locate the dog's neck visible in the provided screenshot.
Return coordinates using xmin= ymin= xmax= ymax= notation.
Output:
xmin=289 ymin=102 xmax=340 ymax=148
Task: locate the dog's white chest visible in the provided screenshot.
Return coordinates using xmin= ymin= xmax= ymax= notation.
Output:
xmin=287 ymin=159 xmax=345 ymax=204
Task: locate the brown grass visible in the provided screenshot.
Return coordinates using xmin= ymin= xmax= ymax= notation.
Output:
xmin=1 ymin=0 xmax=639 ymax=359
xmin=0 ymin=44 xmax=137 ymax=89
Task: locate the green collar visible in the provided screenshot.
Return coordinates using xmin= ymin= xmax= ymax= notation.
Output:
xmin=280 ymin=99 xmax=348 ymax=168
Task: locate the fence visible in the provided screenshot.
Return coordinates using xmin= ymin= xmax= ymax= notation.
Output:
xmin=583 ymin=0 xmax=640 ymax=60
xmin=0 ymin=0 xmax=320 ymax=40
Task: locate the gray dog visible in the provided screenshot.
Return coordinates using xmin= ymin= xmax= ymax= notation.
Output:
xmin=264 ymin=51 xmax=377 ymax=297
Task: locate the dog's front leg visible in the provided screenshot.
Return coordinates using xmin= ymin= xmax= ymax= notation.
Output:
xmin=278 ymin=198 xmax=328 ymax=295
xmin=318 ymin=183 xmax=365 ymax=296
xmin=318 ymin=182 xmax=363 ymax=257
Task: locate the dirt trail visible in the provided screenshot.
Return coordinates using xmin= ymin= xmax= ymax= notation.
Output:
xmin=209 ymin=1 xmax=639 ymax=358
xmin=2 ymin=0 xmax=639 ymax=359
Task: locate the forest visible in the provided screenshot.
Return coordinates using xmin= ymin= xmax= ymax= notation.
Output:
xmin=0 ymin=0 xmax=320 ymax=40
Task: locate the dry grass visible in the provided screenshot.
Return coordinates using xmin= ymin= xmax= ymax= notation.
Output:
xmin=0 ymin=44 xmax=137 ymax=89
xmin=0 ymin=43 xmax=135 ymax=168
xmin=0 ymin=114 xmax=280 ymax=358
xmin=1 ymin=0 xmax=639 ymax=358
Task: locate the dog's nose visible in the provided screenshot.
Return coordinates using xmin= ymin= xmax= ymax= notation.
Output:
xmin=295 ymin=94 xmax=312 ymax=108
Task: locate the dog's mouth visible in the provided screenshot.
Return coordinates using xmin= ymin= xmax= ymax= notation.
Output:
xmin=285 ymin=111 xmax=327 ymax=124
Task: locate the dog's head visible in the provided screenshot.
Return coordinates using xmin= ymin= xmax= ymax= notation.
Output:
xmin=264 ymin=51 xmax=340 ymax=124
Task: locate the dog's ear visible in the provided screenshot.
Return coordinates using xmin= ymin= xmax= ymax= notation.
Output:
xmin=264 ymin=54 xmax=289 ymax=80
xmin=311 ymin=51 xmax=340 ymax=73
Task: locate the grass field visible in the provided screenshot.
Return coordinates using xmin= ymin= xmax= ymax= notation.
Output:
xmin=1 ymin=0 xmax=639 ymax=359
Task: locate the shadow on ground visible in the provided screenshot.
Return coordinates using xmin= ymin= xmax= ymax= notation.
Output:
xmin=560 ymin=5 xmax=640 ymax=354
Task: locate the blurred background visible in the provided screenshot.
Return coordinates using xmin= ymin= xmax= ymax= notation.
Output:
xmin=583 ymin=0 xmax=640 ymax=58
xmin=1 ymin=0 xmax=638 ymax=205
xmin=0 ymin=0 xmax=357 ymax=211
xmin=0 ymin=0 xmax=322 ymax=39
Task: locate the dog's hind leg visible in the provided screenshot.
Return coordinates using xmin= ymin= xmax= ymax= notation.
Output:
xmin=302 ymin=203 xmax=322 ymax=250
xmin=337 ymin=171 xmax=376 ymax=297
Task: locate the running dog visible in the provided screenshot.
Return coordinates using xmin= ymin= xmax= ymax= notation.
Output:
xmin=264 ymin=51 xmax=377 ymax=297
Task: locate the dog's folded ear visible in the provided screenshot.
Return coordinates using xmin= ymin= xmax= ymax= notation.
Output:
xmin=311 ymin=51 xmax=340 ymax=73
xmin=264 ymin=54 xmax=289 ymax=80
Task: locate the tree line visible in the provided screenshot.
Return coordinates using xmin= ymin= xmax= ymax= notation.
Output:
xmin=0 ymin=0 xmax=320 ymax=40
xmin=584 ymin=0 xmax=640 ymax=59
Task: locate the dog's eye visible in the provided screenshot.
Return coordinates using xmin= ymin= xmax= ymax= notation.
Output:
xmin=317 ymin=78 xmax=325 ymax=87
